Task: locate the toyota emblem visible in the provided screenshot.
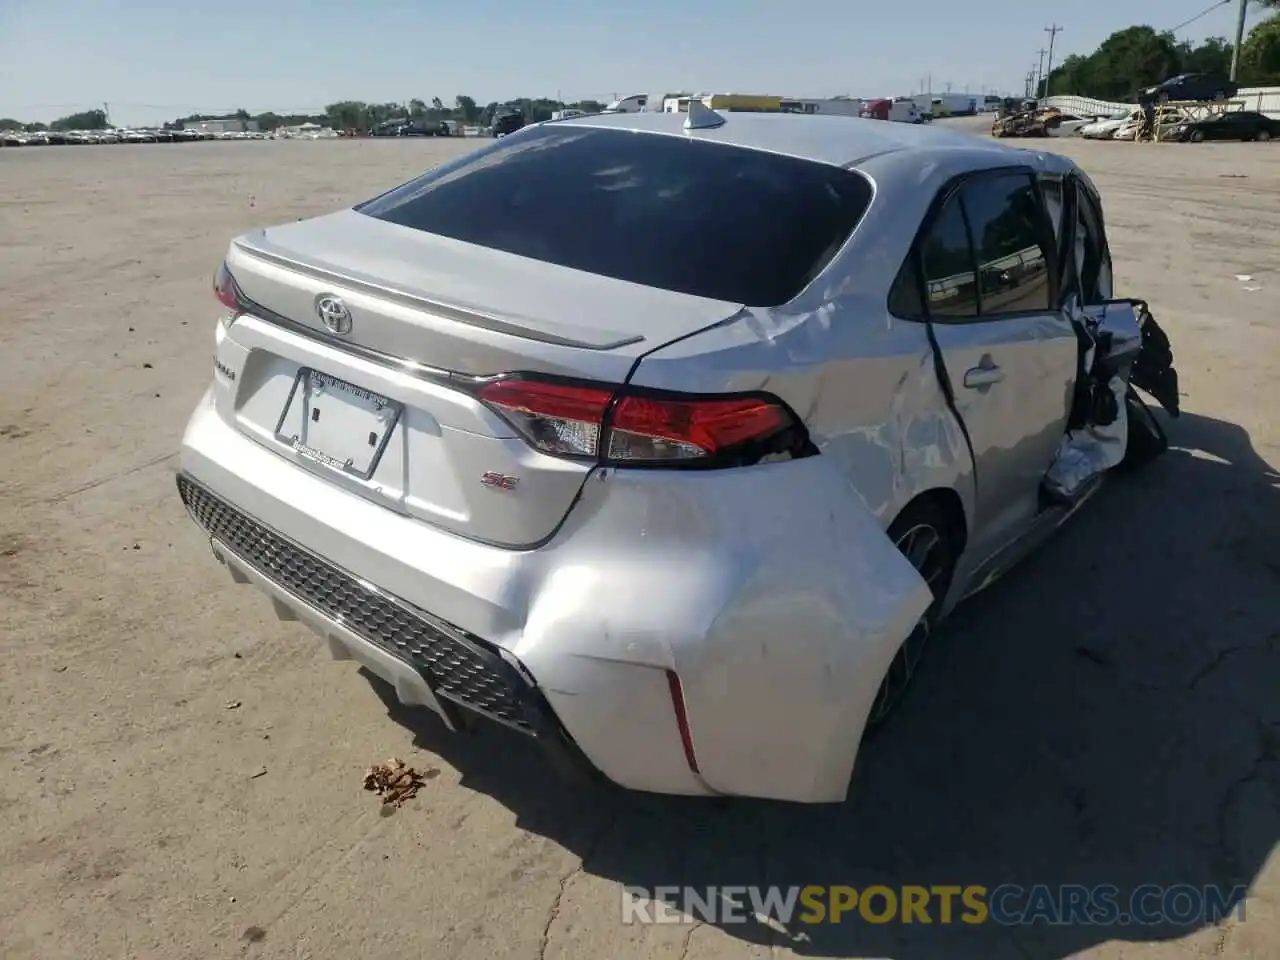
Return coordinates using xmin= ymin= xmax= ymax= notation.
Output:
xmin=315 ymin=295 xmax=352 ymax=335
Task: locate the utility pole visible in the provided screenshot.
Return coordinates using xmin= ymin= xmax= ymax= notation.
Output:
xmin=1044 ymin=24 xmax=1063 ymax=96
xmin=1229 ymin=0 xmax=1247 ymax=81
xmin=1035 ymin=49 xmax=1047 ymax=96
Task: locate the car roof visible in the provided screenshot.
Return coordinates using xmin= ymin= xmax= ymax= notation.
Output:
xmin=553 ymin=109 xmax=1048 ymax=173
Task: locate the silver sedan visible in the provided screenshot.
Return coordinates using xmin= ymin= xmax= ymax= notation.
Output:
xmin=177 ymin=104 xmax=1179 ymax=802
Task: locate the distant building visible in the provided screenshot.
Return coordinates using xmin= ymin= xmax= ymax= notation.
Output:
xmin=183 ymin=118 xmax=259 ymax=134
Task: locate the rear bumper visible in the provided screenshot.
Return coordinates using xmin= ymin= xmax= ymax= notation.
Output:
xmin=187 ymin=500 xmax=596 ymax=783
xmin=179 ymin=386 xmax=931 ymax=802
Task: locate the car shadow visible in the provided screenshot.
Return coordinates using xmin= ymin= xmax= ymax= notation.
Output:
xmin=365 ymin=408 xmax=1279 ymax=959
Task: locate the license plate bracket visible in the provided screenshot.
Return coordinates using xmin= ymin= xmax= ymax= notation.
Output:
xmin=274 ymin=369 xmax=402 ymax=479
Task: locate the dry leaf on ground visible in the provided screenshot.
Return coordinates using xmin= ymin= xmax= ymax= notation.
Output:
xmin=363 ymin=758 xmax=427 ymax=807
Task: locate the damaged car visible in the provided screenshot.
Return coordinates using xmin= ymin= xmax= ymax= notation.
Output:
xmin=177 ymin=103 xmax=1178 ymax=803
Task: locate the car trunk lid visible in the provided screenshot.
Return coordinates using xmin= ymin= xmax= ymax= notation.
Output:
xmin=214 ymin=211 xmax=741 ymax=547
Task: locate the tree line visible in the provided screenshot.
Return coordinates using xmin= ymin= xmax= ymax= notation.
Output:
xmin=1043 ymin=12 xmax=1280 ymax=99
xmin=0 ymin=108 xmax=108 ymax=132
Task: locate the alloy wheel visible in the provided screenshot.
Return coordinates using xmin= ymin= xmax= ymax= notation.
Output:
xmin=866 ymin=522 xmax=948 ymax=726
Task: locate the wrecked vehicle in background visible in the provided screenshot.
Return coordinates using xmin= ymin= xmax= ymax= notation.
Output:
xmin=178 ymin=104 xmax=1178 ymax=803
xmin=992 ymin=105 xmax=1087 ymax=138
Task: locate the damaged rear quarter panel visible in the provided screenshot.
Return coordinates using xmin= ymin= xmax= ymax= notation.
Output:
xmin=629 ymin=290 xmax=975 ymax=538
xmin=515 ymin=457 xmax=933 ymax=802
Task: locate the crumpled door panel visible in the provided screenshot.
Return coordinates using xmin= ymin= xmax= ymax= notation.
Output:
xmin=1042 ymin=298 xmax=1178 ymax=502
xmin=1128 ymin=305 xmax=1180 ymax=416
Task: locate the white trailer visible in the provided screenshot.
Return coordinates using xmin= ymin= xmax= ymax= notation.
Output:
xmin=919 ymin=93 xmax=979 ymax=117
xmin=601 ymin=94 xmax=650 ymax=113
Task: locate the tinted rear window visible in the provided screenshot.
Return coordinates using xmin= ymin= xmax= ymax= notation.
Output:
xmin=355 ymin=124 xmax=873 ymax=306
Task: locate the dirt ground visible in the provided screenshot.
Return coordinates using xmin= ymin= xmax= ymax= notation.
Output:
xmin=1 ymin=129 xmax=1277 ymax=960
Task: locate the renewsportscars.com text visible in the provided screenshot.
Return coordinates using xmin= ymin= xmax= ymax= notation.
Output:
xmin=621 ymin=883 xmax=1248 ymax=927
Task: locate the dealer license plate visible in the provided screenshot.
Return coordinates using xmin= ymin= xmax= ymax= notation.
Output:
xmin=275 ymin=369 xmax=401 ymax=478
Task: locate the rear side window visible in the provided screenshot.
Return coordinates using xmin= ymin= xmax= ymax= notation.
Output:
xmin=354 ymin=125 xmax=873 ymax=307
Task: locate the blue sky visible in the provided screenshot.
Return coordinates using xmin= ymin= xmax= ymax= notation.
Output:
xmin=0 ymin=0 xmax=1260 ymax=126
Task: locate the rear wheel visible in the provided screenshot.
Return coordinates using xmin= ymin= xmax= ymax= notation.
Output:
xmin=865 ymin=499 xmax=958 ymax=729
xmin=1257 ymin=130 xmax=1272 ymax=142
xmin=1213 ymin=89 xmax=1226 ymax=101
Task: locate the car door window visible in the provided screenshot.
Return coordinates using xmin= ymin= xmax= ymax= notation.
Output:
xmin=959 ymin=172 xmax=1053 ymax=315
xmin=1074 ymin=182 xmax=1112 ymax=304
xmin=918 ymin=194 xmax=979 ymax=319
xmin=1039 ymin=177 xmax=1065 ymax=243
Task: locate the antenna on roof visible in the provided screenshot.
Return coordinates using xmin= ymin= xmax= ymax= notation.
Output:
xmin=684 ymin=99 xmax=726 ymax=131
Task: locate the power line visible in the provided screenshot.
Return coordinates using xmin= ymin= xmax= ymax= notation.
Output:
xmin=1169 ymin=0 xmax=1231 ymax=35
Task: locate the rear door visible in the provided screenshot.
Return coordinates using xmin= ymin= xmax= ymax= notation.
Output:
xmin=892 ymin=169 xmax=1077 ymax=564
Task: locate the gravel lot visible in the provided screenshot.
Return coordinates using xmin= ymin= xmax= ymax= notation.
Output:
xmin=2 ymin=130 xmax=1277 ymax=960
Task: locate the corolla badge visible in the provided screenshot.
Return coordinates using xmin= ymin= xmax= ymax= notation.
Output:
xmin=315 ymin=295 xmax=352 ymax=335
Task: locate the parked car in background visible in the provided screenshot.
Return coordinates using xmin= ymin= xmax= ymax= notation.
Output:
xmin=1173 ymin=110 xmax=1279 ymax=142
xmin=1079 ymin=108 xmax=1139 ymax=139
xmin=492 ymin=111 xmax=525 ymax=136
xmin=405 ymin=119 xmax=453 ymax=136
xmin=1112 ymin=106 xmax=1186 ymax=141
xmin=180 ymin=107 xmax=1178 ymax=803
xmin=1140 ymin=73 xmax=1238 ymax=103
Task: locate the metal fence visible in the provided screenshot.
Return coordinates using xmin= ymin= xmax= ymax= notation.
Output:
xmin=1043 ymin=86 xmax=1280 ymax=118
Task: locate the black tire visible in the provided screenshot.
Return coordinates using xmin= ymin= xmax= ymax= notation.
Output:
xmin=1213 ymin=90 xmax=1226 ymax=101
xmin=1117 ymin=386 xmax=1168 ymax=473
xmin=1190 ymin=129 xmax=1205 ymax=143
xmin=865 ymin=498 xmax=959 ymax=730
xmin=1257 ymin=130 xmax=1272 ymax=143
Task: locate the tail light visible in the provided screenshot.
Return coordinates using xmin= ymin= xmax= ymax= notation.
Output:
xmin=214 ymin=261 xmax=243 ymax=312
xmin=477 ymin=376 xmax=805 ymax=468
